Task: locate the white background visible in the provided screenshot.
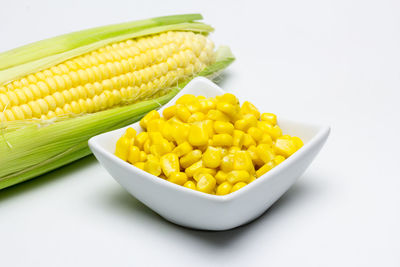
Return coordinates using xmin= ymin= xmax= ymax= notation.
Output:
xmin=1 ymin=0 xmax=399 ymax=266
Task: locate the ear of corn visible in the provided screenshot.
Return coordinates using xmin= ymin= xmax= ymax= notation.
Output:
xmin=0 ymin=14 xmax=213 ymax=86
xmin=0 ymin=13 xmax=234 ymax=190
xmin=0 ymin=31 xmax=215 ymax=121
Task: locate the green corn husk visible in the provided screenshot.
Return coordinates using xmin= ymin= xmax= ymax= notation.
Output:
xmin=0 ymin=13 xmax=235 ymax=190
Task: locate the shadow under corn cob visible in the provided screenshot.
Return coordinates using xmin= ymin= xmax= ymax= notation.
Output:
xmin=0 ymin=14 xmax=235 ymax=189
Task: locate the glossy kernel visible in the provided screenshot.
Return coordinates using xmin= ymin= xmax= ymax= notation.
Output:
xmin=183 ymin=180 xmax=197 ymax=190
xmin=202 ymin=146 xmax=222 ymax=168
xmin=216 ymin=182 xmax=233 ymax=195
xmin=140 ymin=110 xmax=160 ymax=130
xmin=188 ymin=123 xmax=208 ymax=146
xmin=214 ymin=121 xmax=234 ymax=134
xmin=167 ymin=172 xmax=188 ymax=185
xmin=212 ymin=134 xmax=233 ymax=147
xmin=180 ymin=149 xmax=202 ymax=169
xmin=196 ymin=173 xmax=216 ymax=194
xmin=231 ymin=182 xmax=247 ymax=193
xmin=160 ymin=153 xmax=180 ymax=177
xmin=241 ymin=101 xmax=260 ymax=119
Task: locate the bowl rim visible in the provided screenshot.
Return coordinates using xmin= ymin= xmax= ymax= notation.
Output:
xmin=89 ymin=77 xmax=330 ymax=203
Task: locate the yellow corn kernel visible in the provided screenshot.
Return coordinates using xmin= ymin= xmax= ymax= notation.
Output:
xmin=227 ymin=170 xmax=251 ymax=184
xmin=247 ymin=127 xmax=263 ymax=142
xmin=202 ymin=146 xmax=222 ymax=168
xmin=259 ymin=134 xmax=273 ymax=145
xmin=172 ymin=141 xmax=193 ymax=157
xmin=220 ymin=154 xmax=234 ymax=172
xmin=183 ymin=180 xmax=197 ymax=190
xmin=149 ymin=139 xmax=172 ymax=157
xmin=175 ymin=104 xmax=191 ymax=122
xmin=180 ymin=149 xmax=202 ymax=169
xmin=192 ymin=167 xmax=217 ymax=182
xmin=139 ymin=151 xmax=147 ymax=162
xmin=187 ymin=111 xmax=205 ymax=123
xmin=144 ymin=156 xmax=162 ymax=176
xmin=140 ymin=110 xmax=160 ymax=130
xmin=147 ymin=118 xmax=164 ymax=132
xmin=186 ymin=100 xmax=201 ymax=113
xmin=233 ymin=151 xmax=254 ymax=173
xmin=241 ymin=101 xmax=260 ymax=119
xmin=148 ymin=131 xmax=164 ymax=144
xmin=234 ymin=114 xmax=257 ymax=131
xmin=256 ymin=144 xmax=275 ymax=163
xmin=127 ymin=145 xmax=141 ymax=164
xmin=188 ymin=122 xmax=208 ymax=146
xmin=199 ymin=98 xmax=216 ymax=113
xmin=242 ymin=133 xmax=256 ymax=148
xmin=176 ymin=94 xmax=197 ymax=105
xmin=216 ymin=101 xmax=238 ymax=118
xmin=159 ymin=122 xmax=174 ymax=142
xmin=261 ymin=113 xmax=277 ymax=125
xmin=134 ymin=162 xmax=145 ymax=170
xmin=213 ymin=121 xmax=234 ymax=135
xmin=215 ymin=170 xmax=228 ymax=184
xmin=273 ymin=137 xmax=298 ymax=157
xmin=162 ymin=105 xmax=176 ymax=120
xmin=143 ymin=139 xmax=151 ymax=154
xmin=231 ymin=182 xmax=247 ymax=193
xmin=292 ymin=136 xmax=304 ymax=149
xmin=206 ymin=109 xmax=230 ymax=122
xmin=256 ymin=161 xmax=274 ymax=178
xmin=185 ymin=160 xmax=204 ymax=178
xmin=257 ymin=121 xmax=271 ymax=132
xmin=219 ymin=93 xmax=238 ymax=105
xmin=212 ymin=133 xmax=233 ymax=147
xmin=196 ymin=173 xmax=216 ymax=194
xmin=247 ymin=145 xmax=264 ymax=166
xmin=216 ymin=182 xmax=233 ymax=195
xmin=274 ymin=155 xmax=286 ymax=165
xmin=124 ymin=127 xmax=137 ymax=138
xmin=167 ymin=172 xmax=188 ymax=185
xmin=135 ymin=132 xmax=148 ymax=150
xmin=232 ymin=130 xmax=244 ymax=148
xmin=270 ymin=125 xmax=282 ymax=139
xmin=115 ymin=136 xmax=131 ymax=161
xmin=160 ymin=153 xmax=180 ymax=177
xmin=203 ymin=119 xmax=214 ymax=137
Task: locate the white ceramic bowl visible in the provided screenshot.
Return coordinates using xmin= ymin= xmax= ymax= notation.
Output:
xmin=88 ymin=77 xmax=330 ymax=231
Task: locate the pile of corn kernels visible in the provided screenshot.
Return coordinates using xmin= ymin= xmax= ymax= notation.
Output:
xmin=115 ymin=93 xmax=303 ymax=195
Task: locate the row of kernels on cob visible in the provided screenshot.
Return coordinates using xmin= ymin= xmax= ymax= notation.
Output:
xmin=0 ymin=31 xmax=215 ymax=122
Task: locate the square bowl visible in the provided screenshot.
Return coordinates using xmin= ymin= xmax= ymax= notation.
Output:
xmin=88 ymin=77 xmax=330 ymax=231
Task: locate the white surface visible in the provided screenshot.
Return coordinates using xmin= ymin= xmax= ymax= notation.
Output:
xmin=88 ymin=77 xmax=330 ymax=230
xmin=0 ymin=0 xmax=399 ymax=266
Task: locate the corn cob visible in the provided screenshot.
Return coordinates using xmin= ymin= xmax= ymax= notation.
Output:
xmin=0 ymin=31 xmax=214 ymax=122
xmin=0 ymin=14 xmax=235 ymax=190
